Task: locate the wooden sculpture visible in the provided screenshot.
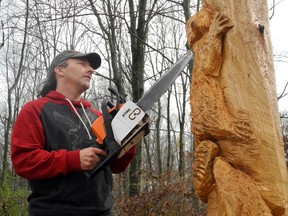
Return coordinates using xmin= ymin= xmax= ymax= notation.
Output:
xmin=186 ymin=0 xmax=288 ymax=215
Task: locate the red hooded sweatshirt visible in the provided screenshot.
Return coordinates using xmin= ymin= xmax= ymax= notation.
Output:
xmin=11 ymin=90 xmax=136 ymax=215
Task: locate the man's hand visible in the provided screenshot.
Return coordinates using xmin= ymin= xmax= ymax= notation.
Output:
xmin=79 ymin=147 xmax=107 ymax=170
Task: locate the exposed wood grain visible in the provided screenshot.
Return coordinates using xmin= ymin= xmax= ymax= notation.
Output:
xmin=186 ymin=0 xmax=288 ymax=215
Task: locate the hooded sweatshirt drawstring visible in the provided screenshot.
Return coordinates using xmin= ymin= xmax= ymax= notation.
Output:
xmin=80 ymin=102 xmax=93 ymax=126
xmin=65 ymin=98 xmax=93 ymax=140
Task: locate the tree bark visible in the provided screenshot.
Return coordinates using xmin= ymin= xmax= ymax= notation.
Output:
xmin=186 ymin=0 xmax=288 ymax=215
xmin=166 ymin=88 xmax=172 ymax=171
xmin=128 ymin=0 xmax=149 ymax=196
xmin=156 ymin=100 xmax=163 ymax=174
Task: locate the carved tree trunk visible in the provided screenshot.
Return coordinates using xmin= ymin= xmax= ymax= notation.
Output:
xmin=186 ymin=0 xmax=288 ymax=215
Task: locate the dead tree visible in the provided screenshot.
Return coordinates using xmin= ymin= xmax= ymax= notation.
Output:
xmin=186 ymin=0 xmax=288 ymax=215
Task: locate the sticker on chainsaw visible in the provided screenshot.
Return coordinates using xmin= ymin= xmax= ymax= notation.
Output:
xmin=111 ymin=101 xmax=145 ymax=145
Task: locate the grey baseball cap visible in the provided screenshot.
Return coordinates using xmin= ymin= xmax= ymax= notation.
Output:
xmin=49 ymin=50 xmax=101 ymax=73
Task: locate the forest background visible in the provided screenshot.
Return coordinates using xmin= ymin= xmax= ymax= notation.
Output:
xmin=0 ymin=0 xmax=287 ymax=215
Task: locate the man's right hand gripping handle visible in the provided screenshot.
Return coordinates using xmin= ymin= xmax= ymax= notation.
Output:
xmin=80 ymin=147 xmax=107 ymax=171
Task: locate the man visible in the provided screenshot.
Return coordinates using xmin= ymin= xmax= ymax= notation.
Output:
xmin=11 ymin=50 xmax=136 ymax=216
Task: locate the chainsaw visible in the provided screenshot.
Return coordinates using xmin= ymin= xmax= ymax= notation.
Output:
xmin=86 ymin=51 xmax=193 ymax=178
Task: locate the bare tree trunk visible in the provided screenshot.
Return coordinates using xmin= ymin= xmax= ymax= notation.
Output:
xmin=128 ymin=0 xmax=151 ymax=196
xmin=166 ymin=88 xmax=172 ymax=171
xmin=175 ymin=73 xmax=190 ymax=177
xmin=156 ymin=100 xmax=163 ymax=174
xmin=144 ymin=137 xmax=152 ymax=171
xmin=186 ymin=0 xmax=288 ymax=215
xmin=0 ymin=20 xmax=4 ymax=49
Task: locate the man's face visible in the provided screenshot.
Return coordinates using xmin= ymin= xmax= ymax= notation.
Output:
xmin=59 ymin=58 xmax=94 ymax=92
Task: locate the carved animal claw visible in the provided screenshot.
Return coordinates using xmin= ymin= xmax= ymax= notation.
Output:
xmin=211 ymin=11 xmax=234 ymax=36
xmin=230 ymin=119 xmax=253 ymax=141
xmin=230 ymin=111 xmax=253 ymax=141
xmin=193 ymin=140 xmax=219 ymax=202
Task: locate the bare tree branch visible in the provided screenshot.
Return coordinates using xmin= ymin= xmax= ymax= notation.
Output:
xmin=278 ymin=81 xmax=288 ymax=100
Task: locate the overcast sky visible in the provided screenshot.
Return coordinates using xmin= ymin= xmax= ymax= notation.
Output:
xmin=269 ymin=0 xmax=288 ymax=112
